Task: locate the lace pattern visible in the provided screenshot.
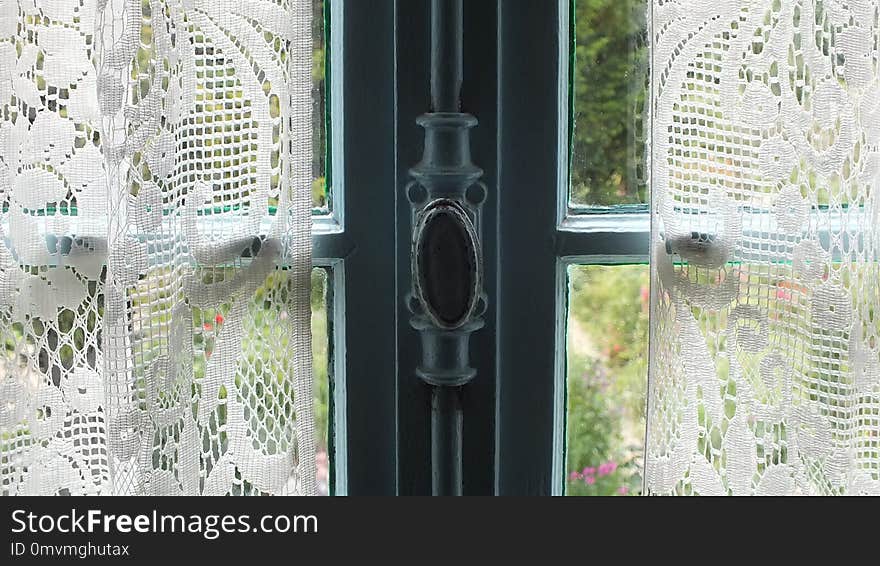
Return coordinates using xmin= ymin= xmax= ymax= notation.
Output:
xmin=0 ymin=0 xmax=315 ymax=496
xmin=647 ymin=0 xmax=880 ymax=495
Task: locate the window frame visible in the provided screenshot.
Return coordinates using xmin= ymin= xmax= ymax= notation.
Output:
xmin=495 ymin=0 xmax=650 ymax=495
xmin=321 ymin=0 xmax=654 ymax=495
xmin=313 ymin=0 xmax=398 ymax=495
xmin=317 ymin=0 xmax=494 ymax=496
xmin=393 ymin=0 xmax=499 ymax=495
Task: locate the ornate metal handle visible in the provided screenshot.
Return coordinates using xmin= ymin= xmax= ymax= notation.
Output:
xmin=406 ymin=0 xmax=485 ymax=495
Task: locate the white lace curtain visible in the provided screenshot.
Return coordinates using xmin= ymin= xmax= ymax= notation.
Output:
xmin=0 ymin=0 xmax=315 ymax=495
xmin=647 ymin=0 xmax=880 ymax=495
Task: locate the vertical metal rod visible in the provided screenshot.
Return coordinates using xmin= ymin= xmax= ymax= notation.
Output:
xmin=431 ymin=387 xmax=463 ymax=495
xmin=431 ymin=0 xmax=462 ymax=112
xmin=429 ymin=0 xmax=463 ymax=496
xmin=409 ymin=0 xmax=483 ymax=496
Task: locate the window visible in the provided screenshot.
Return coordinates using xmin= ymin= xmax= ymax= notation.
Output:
xmin=316 ymin=0 xmax=653 ymax=495
xmin=310 ymin=268 xmax=331 ymax=495
xmin=312 ymin=0 xmax=397 ymax=495
xmin=309 ymin=0 xmax=333 ymax=496
xmin=569 ymin=0 xmax=648 ymax=209
xmin=312 ymin=0 xmax=330 ymax=212
xmin=0 ymin=0 xmax=664 ymax=497
xmin=560 ymin=0 xmax=650 ymax=496
xmin=494 ymin=0 xmax=652 ymax=495
xmin=565 ymin=265 xmax=647 ymax=496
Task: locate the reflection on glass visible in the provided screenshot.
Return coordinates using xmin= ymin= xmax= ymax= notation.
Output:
xmin=311 ymin=268 xmax=331 ymax=495
xmin=565 ymin=265 xmax=648 ymax=496
xmin=570 ymin=0 xmax=648 ymax=207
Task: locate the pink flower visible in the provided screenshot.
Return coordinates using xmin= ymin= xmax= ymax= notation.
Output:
xmin=582 ymin=467 xmax=596 ymax=476
xmin=585 ymin=476 xmax=596 ymax=485
xmin=617 ymin=486 xmax=629 ymax=495
xmin=776 ymin=288 xmax=792 ymax=301
xmin=569 ymin=471 xmax=581 ymax=481
xmin=316 ymin=451 xmax=330 ymax=496
xmin=598 ymin=461 xmax=618 ymax=476
xmin=316 ymin=451 xmax=329 ymax=480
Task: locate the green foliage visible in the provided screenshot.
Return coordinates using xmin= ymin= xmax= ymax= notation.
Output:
xmin=312 ymin=177 xmax=327 ymax=209
xmin=566 ymin=356 xmax=616 ymax=471
xmin=311 ymin=269 xmax=330 ymax=452
xmin=570 ymin=265 xmax=649 ymax=421
xmin=312 ymin=46 xmax=325 ymax=84
xmin=565 ymin=354 xmax=641 ymax=496
xmin=312 ymin=0 xmax=328 ymax=209
xmin=571 ymin=0 xmax=648 ymax=206
xmin=565 ymin=265 xmax=649 ymax=495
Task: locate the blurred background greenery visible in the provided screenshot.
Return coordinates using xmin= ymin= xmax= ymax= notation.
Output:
xmin=311 ymin=269 xmax=330 ymax=495
xmin=570 ymin=0 xmax=648 ymax=207
xmin=564 ymin=0 xmax=650 ymax=495
xmin=312 ymin=0 xmax=328 ymax=210
xmin=566 ymin=266 xmax=648 ymax=496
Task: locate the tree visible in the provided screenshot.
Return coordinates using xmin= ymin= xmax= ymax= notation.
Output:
xmin=571 ymin=0 xmax=648 ymax=206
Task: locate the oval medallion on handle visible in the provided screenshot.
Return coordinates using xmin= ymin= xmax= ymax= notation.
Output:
xmin=412 ymin=199 xmax=481 ymax=329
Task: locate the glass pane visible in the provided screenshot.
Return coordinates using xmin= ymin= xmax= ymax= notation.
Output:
xmin=565 ymin=265 xmax=648 ymax=496
xmin=311 ymin=268 xmax=331 ymax=495
xmin=312 ymin=0 xmax=330 ymax=211
xmin=569 ymin=0 xmax=648 ymax=208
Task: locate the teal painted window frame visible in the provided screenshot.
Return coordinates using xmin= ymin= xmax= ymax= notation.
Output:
xmin=314 ymin=0 xmax=399 ymax=495
xmin=325 ymin=0 xmax=653 ymax=495
xmin=552 ymin=0 xmax=651 ymax=496
xmin=495 ymin=0 xmax=649 ymax=495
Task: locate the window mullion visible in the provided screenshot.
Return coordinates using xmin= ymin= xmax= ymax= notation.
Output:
xmin=556 ymin=213 xmax=650 ymax=263
xmin=495 ymin=0 xmax=563 ymax=495
xmin=336 ymin=0 xmax=398 ymax=495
